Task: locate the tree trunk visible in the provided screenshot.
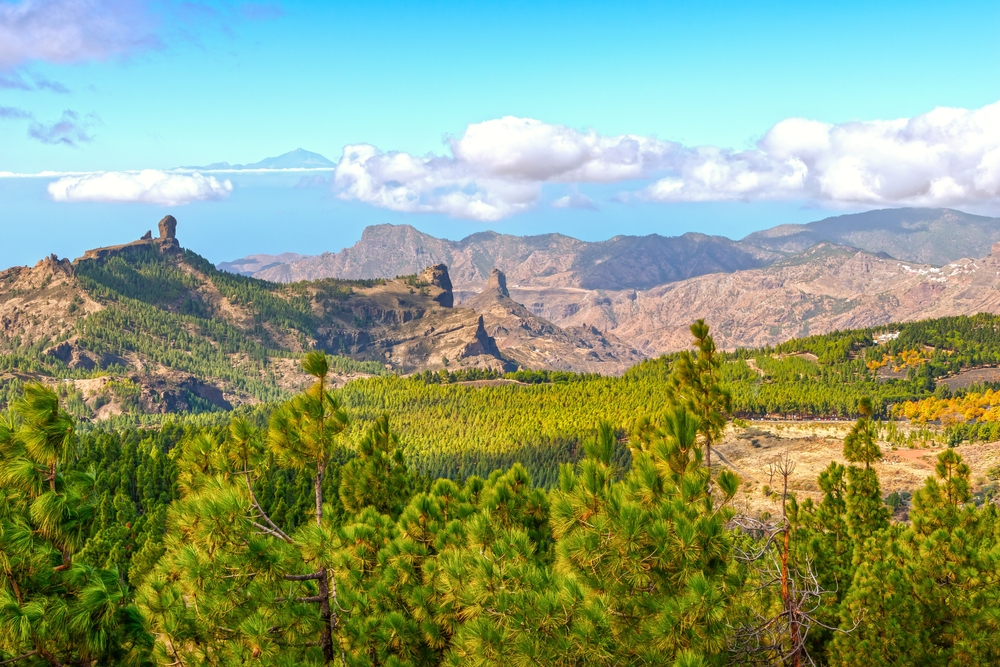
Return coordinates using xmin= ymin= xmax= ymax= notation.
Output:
xmin=317 ymin=567 xmax=334 ymax=663
xmin=782 ymin=526 xmax=801 ymax=667
xmin=315 ymin=461 xmax=325 ymax=526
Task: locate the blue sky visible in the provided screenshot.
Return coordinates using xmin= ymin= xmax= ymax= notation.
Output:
xmin=1 ymin=0 xmax=999 ymax=268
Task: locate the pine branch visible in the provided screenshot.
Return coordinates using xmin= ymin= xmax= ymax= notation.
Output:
xmin=252 ymin=522 xmax=292 ymax=542
xmin=240 ymin=470 xmax=292 ymax=543
xmin=283 ymin=571 xmax=324 ymax=581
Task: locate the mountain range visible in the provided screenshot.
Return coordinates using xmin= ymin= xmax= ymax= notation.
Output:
xmin=219 ymin=207 xmax=1000 ymax=354
xmin=6 ymin=206 xmax=1000 ymax=418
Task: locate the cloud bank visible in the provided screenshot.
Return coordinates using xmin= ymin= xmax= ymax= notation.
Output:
xmin=0 ymin=0 xmax=158 ymax=70
xmin=48 ymin=170 xmax=233 ymax=205
xmin=333 ymin=102 xmax=1000 ymax=221
xmin=31 ymin=100 xmax=1000 ymax=217
xmin=646 ymin=102 xmax=1000 ymax=206
xmin=334 ymin=116 xmax=675 ymax=221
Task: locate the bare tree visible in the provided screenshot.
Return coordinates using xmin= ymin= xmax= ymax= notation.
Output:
xmin=728 ymin=451 xmax=858 ymax=666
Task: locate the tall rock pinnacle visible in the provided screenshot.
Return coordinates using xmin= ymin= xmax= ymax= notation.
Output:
xmin=158 ymin=215 xmax=177 ymax=239
xmin=486 ymin=268 xmax=509 ymax=298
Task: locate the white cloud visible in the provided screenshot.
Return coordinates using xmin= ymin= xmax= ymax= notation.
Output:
xmin=552 ymin=191 xmax=597 ymax=210
xmin=333 ymin=116 xmax=675 ymax=222
xmin=0 ymin=0 xmax=158 ymax=69
xmin=48 ymin=170 xmax=233 ymax=205
xmin=333 ymin=103 xmax=1000 ymax=220
xmin=644 ymin=101 xmax=1000 ymax=206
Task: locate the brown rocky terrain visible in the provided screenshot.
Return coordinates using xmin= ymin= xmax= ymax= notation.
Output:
xmin=463 ymin=268 xmax=644 ymax=373
xmin=512 ymin=242 xmax=1000 ymax=355
xmin=0 ymin=254 xmax=102 ymax=348
xmin=309 ymin=264 xmax=516 ymax=374
xmin=278 ymin=263 xmax=641 ymax=375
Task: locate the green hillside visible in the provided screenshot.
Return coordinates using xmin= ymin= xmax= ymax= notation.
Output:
xmin=0 ymin=244 xmax=391 ymax=412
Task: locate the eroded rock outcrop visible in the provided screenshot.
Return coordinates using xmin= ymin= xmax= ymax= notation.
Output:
xmin=460 ymin=315 xmax=505 ymax=359
xmin=157 ymin=215 xmax=180 ymax=252
xmin=419 ymin=263 xmax=454 ymax=308
xmin=159 ymin=215 xmax=177 ymax=239
xmin=483 ymin=268 xmax=509 ymax=299
xmin=463 ymin=268 xmax=644 ymax=374
xmin=79 ymin=215 xmax=181 ymax=262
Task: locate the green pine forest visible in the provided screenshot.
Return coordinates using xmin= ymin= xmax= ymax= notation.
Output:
xmin=4 ymin=247 xmax=1000 ymax=665
xmin=4 ymin=319 xmax=1000 ymax=666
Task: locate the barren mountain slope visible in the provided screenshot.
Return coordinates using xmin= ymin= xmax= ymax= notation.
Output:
xmin=512 ymin=243 xmax=1000 ymax=355
xmin=241 ymin=223 xmax=779 ymax=292
xmin=0 ymin=254 xmax=102 ymax=348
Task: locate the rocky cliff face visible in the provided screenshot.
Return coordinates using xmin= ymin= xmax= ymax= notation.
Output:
xmin=419 ymin=263 xmax=454 ymax=308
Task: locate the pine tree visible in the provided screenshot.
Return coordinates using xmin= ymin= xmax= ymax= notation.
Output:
xmin=829 ymin=526 xmax=927 ymax=667
xmin=904 ymin=450 xmax=1000 ymax=665
xmin=339 ymin=414 xmax=412 ymax=518
xmin=549 ymin=415 xmax=740 ymax=665
xmin=139 ymin=352 xmax=353 ymax=665
xmin=672 ymin=320 xmax=731 ymax=482
xmin=0 ymin=384 xmax=152 ymax=666
xmin=841 ymin=398 xmax=888 ymax=548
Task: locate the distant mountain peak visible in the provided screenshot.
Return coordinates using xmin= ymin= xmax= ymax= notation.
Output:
xmin=246 ymin=148 xmax=336 ymax=170
xmin=742 ymin=207 xmax=1000 ymax=265
xmin=184 ymin=148 xmax=336 ymax=171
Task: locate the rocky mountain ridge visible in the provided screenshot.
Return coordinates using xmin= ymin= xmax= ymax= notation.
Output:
xmin=0 ymin=218 xmax=644 ymax=418
xmin=510 ymin=242 xmax=1000 ymax=355
xmin=222 ymin=223 xmax=782 ymax=292
xmin=221 ymin=208 xmax=1000 ymax=291
xmin=743 ymin=208 xmax=1000 ymax=266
